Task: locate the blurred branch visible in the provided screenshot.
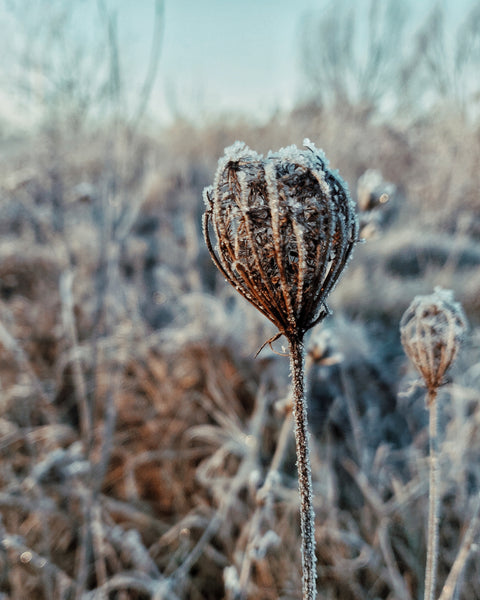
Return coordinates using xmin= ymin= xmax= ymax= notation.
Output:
xmin=300 ymin=0 xmax=408 ymax=113
xmin=97 ymin=0 xmax=123 ymax=113
xmin=171 ymin=385 xmax=270 ymax=591
xmin=300 ymin=0 xmax=480 ymax=119
xmin=0 ymin=310 xmax=53 ymax=421
xmin=4 ymin=0 xmax=163 ymax=131
xmin=82 ymin=572 xmax=180 ymax=600
xmin=438 ymin=492 xmax=480 ymax=600
xmin=378 ymin=519 xmax=413 ymax=600
xmin=1 ymin=527 xmax=77 ymax=599
xmin=59 ymin=270 xmax=92 ymax=451
xmin=130 ymin=0 xmax=165 ymax=128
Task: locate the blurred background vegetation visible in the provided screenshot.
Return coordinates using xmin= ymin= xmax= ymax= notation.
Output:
xmin=0 ymin=1 xmax=480 ymax=598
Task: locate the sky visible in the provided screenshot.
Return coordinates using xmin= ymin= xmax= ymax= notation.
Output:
xmin=157 ymin=0 xmax=319 ymax=121
xmin=101 ymin=0 xmax=321 ymax=123
xmin=0 ymin=0 xmax=477 ymax=129
xmin=0 ymin=0 xmax=318 ymax=127
xmin=92 ymin=0 xmax=479 ymax=123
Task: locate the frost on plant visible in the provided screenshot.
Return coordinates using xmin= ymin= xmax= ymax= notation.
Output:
xmin=400 ymin=287 xmax=467 ymax=394
xmin=202 ymin=139 xmax=358 ymax=341
xmin=203 ymin=139 xmax=358 ymax=600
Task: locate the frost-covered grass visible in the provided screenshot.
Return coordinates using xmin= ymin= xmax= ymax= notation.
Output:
xmin=0 ymin=107 xmax=479 ymax=599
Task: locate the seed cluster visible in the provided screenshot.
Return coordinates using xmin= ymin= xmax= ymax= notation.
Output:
xmin=202 ymin=139 xmax=358 ymax=340
xmin=400 ymin=287 xmax=467 ymax=394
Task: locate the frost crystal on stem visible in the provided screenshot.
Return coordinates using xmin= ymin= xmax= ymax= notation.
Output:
xmin=203 ymin=139 xmax=358 ymax=600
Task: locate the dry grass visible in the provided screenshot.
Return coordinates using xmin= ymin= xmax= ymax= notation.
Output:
xmin=0 ymin=104 xmax=479 ymax=599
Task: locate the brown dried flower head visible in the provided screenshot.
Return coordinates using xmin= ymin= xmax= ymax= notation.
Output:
xmin=202 ymin=139 xmax=358 ymax=341
xmin=400 ymin=287 xmax=467 ymax=393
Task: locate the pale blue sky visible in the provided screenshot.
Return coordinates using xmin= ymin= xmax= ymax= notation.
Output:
xmin=0 ymin=0 xmax=476 ymax=128
xmin=157 ymin=0 xmax=318 ymax=120
xmin=117 ymin=0 xmax=476 ymax=123
xmin=107 ymin=0 xmax=320 ymax=121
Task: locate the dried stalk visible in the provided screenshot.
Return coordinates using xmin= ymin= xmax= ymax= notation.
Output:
xmin=425 ymin=388 xmax=439 ymax=600
xmin=400 ymin=288 xmax=467 ymax=600
xmin=289 ymin=335 xmax=316 ymax=600
xmin=203 ymin=139 xmax=358 ymax=599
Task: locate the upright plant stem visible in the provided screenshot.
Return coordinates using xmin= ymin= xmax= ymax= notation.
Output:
xmin=424 ymin=388 xmax=439 ymax=600
xmin=289 ymin=335 xmax=317 ymax=600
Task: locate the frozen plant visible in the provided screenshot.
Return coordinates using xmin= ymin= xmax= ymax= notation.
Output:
xmin=356 ymin=168 xmax=398 ymax=238
xmin=202 ymin=139 xmax=358 ymax=600
xmin=400 ymin=288 xmax=467 ymax=395
xmin=400 ymin=287 xmax=467 ymax=600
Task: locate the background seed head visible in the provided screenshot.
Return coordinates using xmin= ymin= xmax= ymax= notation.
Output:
xmin=400 ymin=287 xmax=468 ymax=392
xmin=202 ymin=139 xmax=358 ymax=339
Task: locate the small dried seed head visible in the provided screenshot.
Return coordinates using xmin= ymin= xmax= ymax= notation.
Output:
xmin=400 ymin=287 xmax=467 ymax=392
xmin=202 ymin=139 xmax=358 ymax=340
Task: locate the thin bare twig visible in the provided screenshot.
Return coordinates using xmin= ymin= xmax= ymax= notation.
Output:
xmin=438 ymin=492 xmax=480 ymax=600
xmin=59 ymin=270 xmax=92 ymax=450
xmin=378 ymin=520 xmax=412 ymax=600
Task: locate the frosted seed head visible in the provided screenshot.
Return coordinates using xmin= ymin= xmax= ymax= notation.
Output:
xmin=400 ymin=287 xmax=467 ymax=391
xmin=203 ymin=140 xmax=359 ymax=341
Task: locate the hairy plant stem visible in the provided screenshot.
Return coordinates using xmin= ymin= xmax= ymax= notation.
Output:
xmin=424 ymin=388 xmax=439 ymax=600
xmin=288 ymin=335 xmax=317 ymax=600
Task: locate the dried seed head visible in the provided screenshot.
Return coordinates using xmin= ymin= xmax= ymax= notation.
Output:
xmin=202 ymin=139 xmax=358 ymax=341
xmin=400 ymin=287 xmax=467 ymax=392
